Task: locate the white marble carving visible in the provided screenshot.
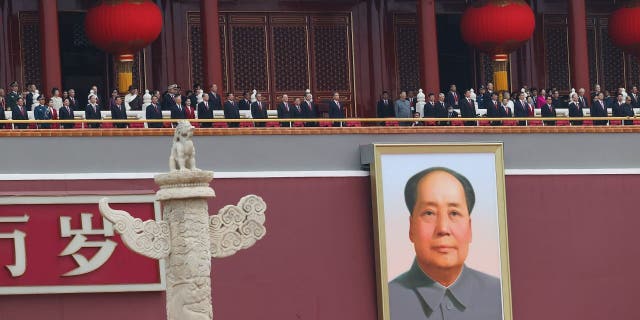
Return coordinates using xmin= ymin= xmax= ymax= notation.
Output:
xmin=31 ymin=90 xmax=40 ymax=110
xmin=250 ymin=89 xmax=257 ymax=103
xmin=170 ymin=120 xmax=197 ymax=172
xmin=99 ymin=198 xmax=171 ymax=259
xmin=210 ymin=195 xmax=267 ymax=258
xmin=143 ymin=89 xmax=152 ymax=109
xmin=416 ymin=89 xmax=426 ymax=117
xmin=98 ymin=123 xmax=267 ymax=320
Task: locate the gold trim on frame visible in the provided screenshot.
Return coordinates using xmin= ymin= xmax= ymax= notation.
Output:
xmin=370 ymin=143 xmax=512 ymax=320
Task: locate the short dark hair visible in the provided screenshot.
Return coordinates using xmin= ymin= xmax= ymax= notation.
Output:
xmin=404 ymin=167 xmax=476 ymax=215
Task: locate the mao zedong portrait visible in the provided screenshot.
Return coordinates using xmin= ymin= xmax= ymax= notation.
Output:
xmin=388 ymin=167 xmax=502 ymax=320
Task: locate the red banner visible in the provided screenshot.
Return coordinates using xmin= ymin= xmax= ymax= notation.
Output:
xmin=0 ymin=195 xmax=164 ymax=294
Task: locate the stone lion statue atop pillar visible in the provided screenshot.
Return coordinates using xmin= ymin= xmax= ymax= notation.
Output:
xmin=170 ymin=120 xmax=197 ymax=171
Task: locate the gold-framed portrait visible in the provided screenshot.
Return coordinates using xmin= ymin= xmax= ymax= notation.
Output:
xmin=370 ymin=143 xmax=512 ymax=320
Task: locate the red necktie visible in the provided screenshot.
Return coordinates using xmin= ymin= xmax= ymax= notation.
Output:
xmin=258 ymin=102 xmax=262 ymax=110
xmin=454 ymin=92 xmax=458 ymax=103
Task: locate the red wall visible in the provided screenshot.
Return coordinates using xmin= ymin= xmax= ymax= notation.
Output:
xmin=0 ymin=175 xmax=638 ymax=320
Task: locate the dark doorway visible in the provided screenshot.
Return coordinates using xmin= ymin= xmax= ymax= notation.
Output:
xmin=436 ymin=15 xmax=474 ymax=93
xmin=58 ymin=12 xmax=109 ymax=109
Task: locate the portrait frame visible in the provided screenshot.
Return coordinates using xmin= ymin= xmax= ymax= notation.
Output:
xmin=370 ymin=143 xmax=512 ymax=320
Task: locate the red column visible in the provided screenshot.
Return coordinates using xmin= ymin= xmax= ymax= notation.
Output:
xmin=201 ymin=0 xmax=223 ymax=90
xmin=39 ymin=0 xmax=62 ymax=94
xmin=418 ymin=0 xmax=440 ymax=95
xmin=568 ymin=0 xmax=589 ymax=92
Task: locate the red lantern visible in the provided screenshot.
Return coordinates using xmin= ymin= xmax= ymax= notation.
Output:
xmin=85 ymin=0 xmax=163 ymax=92
xmin=460 ymin=0 xmax=535 ymax=92
xmin=609 ymin=2 xmax=640 ymax=57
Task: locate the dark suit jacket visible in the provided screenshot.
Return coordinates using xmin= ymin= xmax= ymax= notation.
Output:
xmin=328 ymin=100 xmax=345 ymax=119
xmin=590 ymin=100 xmax=608 ymax=125
xmin=197 ymin=101 xmax=214 ymax=120
xmin=459 ymin=98 xmax=476 ymax=120
xmin=291 ymin=105 xmax=303 ymax=118
xmin=59 ymin=105 xmax=75 ymax=129
xmin=238 ymin=99 xmax=251 ymax=111
xmin=568 ymin=101 xmax=584 ymax=125
xmin=277 ymin=102 xmax=292 ymax=119
xmin=129 ymin=95 xmax=143 ymax=111
xmin=161 ymin=93 xmax=175 ymax=111
xmin=301 ymin=100 xmax=318 ymax=119
xmin=578 ymin=95 xmax=589 ymax=109
xmin=224 ymin=100 xmax=240 ymax=127
xmin=146 ymin=103 xmax=163 ymax=128
xmin=541 ymin=104 xmax=556 ymax=126
xmin=423 ymin=101 xmax=437 ymax=118
xmin=111 ymin=104 xmax=128 ymax=128
xmin=26 ymin=92 xmax=34 ymax=111
xmin=444 ymin=91 xmax=459 ymax=108
xmin=208 ymin=92 xmax=222 ymax=110
xmin=485 ymin=100 xmax=501 ymax=118
xmin=434 ymin=102 xmax=447 ymax=118
xmin=69 ymin=96 xmax=79 ymax=110
xmin=11 ymin=105 xmax=28 ymax=129
xmin=250 ymin=101 xmax=268 ymax=118
xmin=170 ymin=104 xmax=186 ymax=120
xmin=85 ymin=104 xmax=102 ymax=128
xmin=251 ymin=101 xmax=268 ymax=127
xmin=376 ymin=99 xmax=394 ymax=118
xmin=499 ymin=105 xmax=513 ymax=118
xmin=630 ymin=93 xmax=640 ymax=108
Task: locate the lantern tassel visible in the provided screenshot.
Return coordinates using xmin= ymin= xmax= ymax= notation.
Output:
xmin=492 ymin=54 xmax=509 ymax=95
xmin=117 ymin=54 xmax=135 ymax=94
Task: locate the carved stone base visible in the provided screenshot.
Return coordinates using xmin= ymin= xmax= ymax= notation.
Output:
xmin=155 ymin=171 xmax=215 ymax=201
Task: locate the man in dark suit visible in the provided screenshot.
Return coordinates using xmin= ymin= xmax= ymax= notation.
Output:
xmin=622 ymin=96 xmax=636 ymax=125
xmin=612 ymin=94 xmax=626 ymax=121
xmin=301 ymin=93 xmax=318 ymax=127
xmin=85 ymin=94 xmax=102 ymax=128
xmin=170 ymin=96 xmax=186 ymax=121
xmin=58 ymin=98 xmax=75 ymax=129
xmin=376 ymin=91 xmax=394 ymax=118
xmin=250 ymin=92 xmax=268 ymax=127
xmin=513 ymin=92 xmax=529 ymax=126
xmin=590 ymin=92 xmax=608 ymax=126
xmin=25 ymin=83 xmax=36 ymax=111
xmin=197 ymin=93 xmax=214 ymax=128
xmin=238 ymin=91 xmax=251 ymax=111
xmin=162 ymin=84 xmax=178 ymax=111
xmin=444 ymin=84 xmax=459 ymax=108
xmin=277 ymin=94 xmax=292 ymax=127
xmin=499 ymin=98 xmax=514 ymax=119
xmin=208 ymin=84 xmax=222 ymax=111
xmin=459 ymin=89 xmax=476 ymax=126
xmin=568 ymin=94 xmax=584 ymax=125
xmin=551 ymin=90 xmax=566 ymax=109
xmin=223 ymin=93 xmax=240 ymax=127
xmin=146 ymin=95 xmax=164 ymax=128
xmin=541 ymin=96 xmax=557 ymax=126
xmin=485 ymin=92 xmax=501 ymax=125
xmin=11 ymin=97 xmax=28 ymax=129
xmin=292 ymin=98 xmax=304 ymax=121
xmin=435 ymin=93 xmax=448 ymax=126
xmin=483 ymin=82 xmax=495 ymax=102
xmin=407 ymin=90 xmax=417 ymax=114
xmin=68 ymin=89 xmax=79 ymax=110
xmin=111 ymin=96 xmax=128 ymax=128
xmin=577 ymin=88 xmax=589 ymax=110
xmin=328 ymin=92 xmax=345 ymax=127
xmin=630 ymin=86 xmax=640 ymax=108
xmin=423 ymin=93 xmax=437 ymax=118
